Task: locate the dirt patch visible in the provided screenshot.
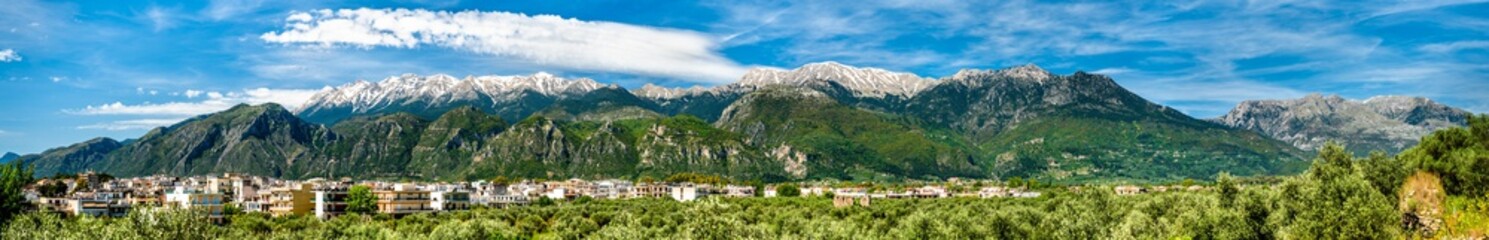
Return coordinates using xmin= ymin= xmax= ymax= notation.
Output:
xmin=1399 ymin=171 xmax=1446 ymax=237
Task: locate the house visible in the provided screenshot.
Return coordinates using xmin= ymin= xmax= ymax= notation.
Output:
xmin=430 ymin=190 xmax=470 ymax=212
xmin=313 ymin=184 xmax=349 ymax=219
xmin=1012 ymin=191 xmax=1042 ymax=198
xmin=489 ymin=194 xmax=530 ymax=208
xmin=163 ymin=186 xmax=225 ymax=222
xmin=630 ymin=182 xmax=669 ymax=198
xmin=832 ymin=193 xmax=871 ymax=208
xmin=670 ymin=185 xmax=707 ymax=202
xmin=722 ymin=185 xmax=755 ymax=198
xmin=544 ymin=187 xmax=569 ymax=200
xmin=269 ymin=183 xmax=315 ymax=217
xmin=978 ymin=186 xmax=1011 ymax=198
xmin=62 ymin=198 xmax=130 ymax=218
xmin=592 ymin=180 xmax=632 ymax=199
xmin=913 ymin=186 xmax=948 ymax=198
xmin=804 ymin=186 xmax=831 ymax=196
xmin=374 ymin=184 xmax=433 ymax=217
xmin=1115 ymin=185 xmax=1144 ymax=195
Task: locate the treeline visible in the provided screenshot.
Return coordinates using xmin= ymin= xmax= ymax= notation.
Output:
xmin=0 ymin=115 xmax=1486 ymax=239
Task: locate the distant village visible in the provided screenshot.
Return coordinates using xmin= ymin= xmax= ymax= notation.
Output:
xmin=24 ymin=172 xmax=1212 ymax=220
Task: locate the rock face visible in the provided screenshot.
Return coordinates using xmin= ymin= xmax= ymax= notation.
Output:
xmin=1212 ymin=94 xmax=1470 ymax=154
xmin=102 ymin=103 xmax=331 ymax=177
xmin=15 ymin=138 xmax=122 ymax=177
xmin=26 ymin=62 xmax=1320 ymax=182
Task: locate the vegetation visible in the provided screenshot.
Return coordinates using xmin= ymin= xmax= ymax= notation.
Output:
xmin=0 ymin=161 xmax=32 ymax=225
xmin=5 ymin=108 xmax=1487 ymax=238
xmin=346 ymin=186 xmax=377 ymax=214
xmin=776 ymin=183 xmax=801 ymax=197
xmin=1 ymin=147 xmax=1486 ymax=238
xmin=1399 ymin=114 xmax=1489 ymax=196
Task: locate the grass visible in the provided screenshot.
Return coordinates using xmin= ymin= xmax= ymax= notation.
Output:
xmin=1441 ymin=195 xmax=1489 ymax=238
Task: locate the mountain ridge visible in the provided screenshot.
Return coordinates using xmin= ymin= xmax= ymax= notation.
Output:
xmin=1211 ymin=93 xmax=1471 ymax=154
xmin=16 ymin=62 xmax=1355 ymax=183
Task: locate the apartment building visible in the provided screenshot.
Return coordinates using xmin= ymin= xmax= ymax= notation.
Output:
xmin=163 ymin=186 xmax=225 ymax=222
xmin=313 ymin=185 xmax=349 ymax=219
xmin=430 ymin=190 xmax=470 ymax=212
xmin=374 ymin=184 xmax=432 ymax=217
xmin=269 ymin=183 xmax=315 ymax=217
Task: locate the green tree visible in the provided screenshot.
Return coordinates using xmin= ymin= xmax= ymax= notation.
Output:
xmin=346 ymin=185 xmax=377 ymax=214
xmin=1216 ymin=172 xmax=1239 ymax=207
xmin=1358 ymin=150 xmax=1408 ymax=197
xmin=1274 ymin=143 xmax=1400 ymax=239
xmin=1400 ymin=114 xmax=1489 ymax=196
xmin=489 ymin=176 xmax=510 ymax=185
xmin=776 ymin=183 xmax=800 ymax=197
xmin=35 ymin=181 xmax=65 ymax=198
xmin=0 ymin=161 xmax=33 ymax=225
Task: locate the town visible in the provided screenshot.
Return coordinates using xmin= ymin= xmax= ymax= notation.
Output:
xmin=18 ymin=171 xmax=1232 ymax=222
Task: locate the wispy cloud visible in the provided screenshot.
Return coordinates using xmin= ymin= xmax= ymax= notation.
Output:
xmin=67 ymin=88 xmax=321 ymax=131
xmin=0 ymin=49 xmax=20 ymax=62
xmin=67 ymin=88 xmax=320 ymax=116
xmin=1418 ymin=40 xmax=1489 ymax=53
xmin=260 ymin=8 xmax=752 ymax=83
xmin=201 ymin=0 xmax=267 ymax=20
xmin=705 ymin=0 xmax=1487 ymax=116
xmin=141 ymin=6 xmax=181 ymax=31
xmin=77 ymin=118 xmax=186 ymax=131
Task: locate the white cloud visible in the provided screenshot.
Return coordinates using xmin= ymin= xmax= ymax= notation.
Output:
xmin=143 ymin=6 xmax=178 ymax=31
xmin=1090 ymin=68 xmax=1135 ymax=75
xmin=77 ymin=118 xmax=187 ymax=131
xmin=0 ymin=49 xmax=20 ymax=62
xmin=1419 ymin=40 xmax=1489 ymax=53
xmin=260 ymin=8 xmax=750 ymax=83
xmin=67 ymin=88 xmax=321 ymax=116
xmin=183 ymin=89 xmax=204 ymax=98
xmin=202 ymin=0 xmax=267 ymax=20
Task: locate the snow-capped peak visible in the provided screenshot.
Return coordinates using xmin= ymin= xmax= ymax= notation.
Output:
xmin=735 ymin=61 xmax=935 ymax=98
xmin=299 ymin=73 xmax=608 ymax=114
xmin=1001 ymin=64 xmax=1050 ymax=81
xmin=633 ymin=83 xmax=708 ymax=99
xmin=950 ymin=63 xmax=1054 ymax=84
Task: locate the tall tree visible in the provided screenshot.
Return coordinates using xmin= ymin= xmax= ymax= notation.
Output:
xmin=1275 ymin=143 xmax=1400 ymax=238
xmin=346 ymin=185 xmax=377 ymax=214
xmin=1400 ymin=114 xmax=1489 ymax=196
xmin=0 ymin=161 xmax=33 ymax=225
xmin=776 ymin=183 xmax=800 ymax=197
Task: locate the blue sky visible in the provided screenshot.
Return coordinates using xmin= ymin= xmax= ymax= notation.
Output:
xmin=1 ymin=0 xmax=1486 ymax=154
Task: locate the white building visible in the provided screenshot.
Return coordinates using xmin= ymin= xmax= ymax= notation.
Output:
xmin=430 ymin=190 xmax=470 ymax=212
xmin=670 ymin=185 xmax=706 ymax=202
xmin=313 ymin=185 xmax=349 ymax=219
xmin=163 ymin=186 xmax=225 ymax=222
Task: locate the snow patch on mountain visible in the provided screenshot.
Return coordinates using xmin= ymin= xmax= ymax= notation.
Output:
xmin=300 ymin=72 xmax=609 ymax=114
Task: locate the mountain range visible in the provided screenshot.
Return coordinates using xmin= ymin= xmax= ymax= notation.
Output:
xmin=14 ymin=62 xmax=1467 ymax=183
xmin=1212 ymin=94 xmax=1471 ymax=155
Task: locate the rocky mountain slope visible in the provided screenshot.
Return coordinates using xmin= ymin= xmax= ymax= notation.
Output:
xmin=297 ymin=73 xmax=617 ymax=124
xmin=0 ymin=152 xmax=18 ymax=163
xmin=1212 ymin=94 xmax=1471 ymax=154
xmin=21 ymin=62 xmax=1318 ymax=183
xmin=14 ymin=138 xmax=122 ymax=177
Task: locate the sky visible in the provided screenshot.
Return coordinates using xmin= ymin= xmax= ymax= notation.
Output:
xmin=1 ymin=0 xmax=1486 ymax=154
